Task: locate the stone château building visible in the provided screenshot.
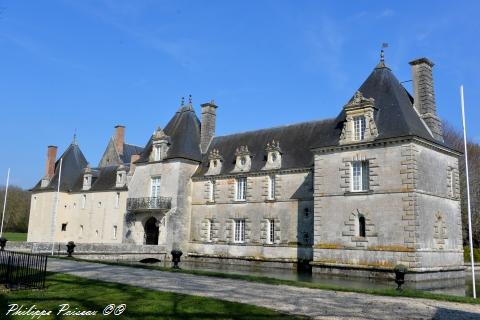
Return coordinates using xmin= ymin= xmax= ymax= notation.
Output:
xmin=28 ymin=56 xmax=464 ymax=280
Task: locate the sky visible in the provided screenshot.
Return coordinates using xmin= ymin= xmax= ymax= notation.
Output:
xmin=1 ymin=0 xmax=479 ymax=188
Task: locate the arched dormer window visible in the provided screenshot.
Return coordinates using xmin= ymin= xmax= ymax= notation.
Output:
xmin=206 ymin=149 xmax=223 ymax=176
xmin=339 ymin=91 xmax=378 ymax=145
xmin=262 ymin=140 xmax=282 ymax=170
xmin=116 ymin=165 xmax=127 ymax=188
xmin=150 ymin=127 xmax=170 ymax=162
xmin=232 ymin=146 xmax=251 ymax=173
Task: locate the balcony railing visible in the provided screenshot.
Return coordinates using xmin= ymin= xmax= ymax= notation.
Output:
xmin=127 ymin=197 xmax=172 ymax=212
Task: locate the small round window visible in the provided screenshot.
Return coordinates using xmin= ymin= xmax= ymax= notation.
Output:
xmin=271 ymin=152 xmax=277 ymax=162
xmin=213 ymin=160 xmax=218 ymax=167
xmin=240 ymin=156 xmax=247 ymax=166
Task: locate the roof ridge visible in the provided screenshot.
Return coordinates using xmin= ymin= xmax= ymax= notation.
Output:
xmin=213 ymin=118 xmax=336 ymax=140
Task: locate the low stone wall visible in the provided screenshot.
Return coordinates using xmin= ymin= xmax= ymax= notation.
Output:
xmin=4 ymin=241 xmax=167 ymax=262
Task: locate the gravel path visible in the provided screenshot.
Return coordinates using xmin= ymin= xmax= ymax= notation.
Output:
xmin=47 ymin=259 xmax=480 ymax=319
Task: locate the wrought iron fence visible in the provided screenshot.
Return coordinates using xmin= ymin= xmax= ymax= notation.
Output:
xmin=127 ymin=196 xmax=172 ymax=211
xmin=0 ymin=250 xmax=48 ymax=290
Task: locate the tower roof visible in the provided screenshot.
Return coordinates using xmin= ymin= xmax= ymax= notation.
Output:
xmin=32 ymin=142 xmax=88 ymax=191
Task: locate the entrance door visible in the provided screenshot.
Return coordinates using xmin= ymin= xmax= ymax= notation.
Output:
xmin=145 ymin=217 xmax=159 ymax=245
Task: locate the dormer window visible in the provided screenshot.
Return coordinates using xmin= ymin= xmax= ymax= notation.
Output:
xmin=262 ymin=140 xmax=282 ymax=170
xmin=150 ymin=127 xmax=170 ymax=162
xmin=353 ymin=116 xmax=366 ymax=141
xmin=339 ymin=91 xmax=378 ymax=145
xmin=116 ymin=165 xmax=127 ymax=188
xmin=232 ymin=146 xmax=252 ymax=173
xmin=82 ymin=165 xmax=93 ymax=191
xmin=206 ymin=149 xmax=223 ymax=176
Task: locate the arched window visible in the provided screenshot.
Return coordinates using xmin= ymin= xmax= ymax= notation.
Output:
xmin=359 ymin=216 xmax=366 ymax=238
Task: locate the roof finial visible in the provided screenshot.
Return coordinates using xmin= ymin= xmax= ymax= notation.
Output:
xmin=188 ymin=94 xmax=192 ymax=104
xmin=181 ymin=96 xmax=185 ymax=106
xmin=380 ymin=43 xmax=389 ymax=62
xmin=73 ymin=128 xmax=77 ymax=145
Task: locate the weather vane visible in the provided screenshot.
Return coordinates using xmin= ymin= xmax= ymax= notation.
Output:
xmin=381 ymin=43 xmax=389 ymax=62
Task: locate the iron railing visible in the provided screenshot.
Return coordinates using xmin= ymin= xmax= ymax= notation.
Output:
xmin=0 ymin=250 xmax=48 ymax=290
xmin=127 ymin=196 xmax=172 ymax=211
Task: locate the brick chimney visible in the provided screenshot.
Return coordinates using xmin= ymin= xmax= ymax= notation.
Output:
xmin=409 ymin=58 xmax=443 ymax=142
xmin=114 ymin=125 xmax=125 ymax=155
xmin=129 ymin=154 xmax=141 ymax=175
xmin=200 ymin=100 xmax=218 ymax=153
xmin=45 ymin=145 xmax=58 ymax=178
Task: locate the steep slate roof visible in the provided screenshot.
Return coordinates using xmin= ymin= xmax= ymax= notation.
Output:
xmin=194 ymin=119 xmax=336 ymax=176
xmin=312 ymin=61 xmax=436 ymax=149
xmin=32 ymin=143 xmax=88 ymax=192
xmin=137 ymin=104 xmax=202 ymax=163
xmin=70 ymin=165 xmax=128 ymax=192
xmin=195 ymin=61 xmax=452 ymax=177
xmin=121 ymin=143 xmax=143 ymax=163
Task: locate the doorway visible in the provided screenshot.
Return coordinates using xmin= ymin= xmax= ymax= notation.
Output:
xmin=145 ymin=217 xmax=159 ymax=245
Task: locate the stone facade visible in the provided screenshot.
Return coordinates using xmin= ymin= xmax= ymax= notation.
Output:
xmin=28 ymin=56 xmax=464 ymax=280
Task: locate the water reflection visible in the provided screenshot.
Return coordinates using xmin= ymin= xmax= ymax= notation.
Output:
xmin=151 ymin=260 xmax=479 ymax=297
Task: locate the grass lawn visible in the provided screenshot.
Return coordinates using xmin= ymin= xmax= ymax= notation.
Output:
xmin=0 ymin=273 xmax=306 ymax=320
xmin=1 ymin=232 xmax=27 ymax=241
xmin=65 ymin=257 xmax=479 ymax=305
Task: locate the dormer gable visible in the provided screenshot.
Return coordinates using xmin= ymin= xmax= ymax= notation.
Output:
xmin=232 ymin=145 xmax=252 ymax=173
xmin=339 ymin=91 xmax=379 ymax=145
xmin=262 ymin=140 xmax=282 ymax=170
xmin=82 ymin=165 xmax=93 ymax=190
xmin=205 ymin=149 xmax=223 ymax=176
xmin=116 ymin=165 xmax=127 ymax=188
xmin=150 ymin=127 xmax=170 ymax=162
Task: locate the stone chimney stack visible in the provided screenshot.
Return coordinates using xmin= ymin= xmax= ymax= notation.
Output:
xmin=45 ymin=145 xmax=58 ymax=178
xmin=114 ymin=125 xmax=125 ymax=155
xmin=200 ymin=100 xmax=218 ymax=153
xmin=409 ymin=58 xmax=443 ymax=142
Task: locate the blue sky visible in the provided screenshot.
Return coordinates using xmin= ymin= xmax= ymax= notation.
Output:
xmin=1 ymin=0 xmax=479 ymax=188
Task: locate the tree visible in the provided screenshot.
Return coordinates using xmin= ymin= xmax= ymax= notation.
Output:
xmin=443 ymin=123 xmax=480 ymax=247
xmin=0 ymin=185 xmax=31 ymax=233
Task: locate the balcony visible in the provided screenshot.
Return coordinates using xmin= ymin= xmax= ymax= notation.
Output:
xmin=127 ymin=196 xmax=172 ymax=212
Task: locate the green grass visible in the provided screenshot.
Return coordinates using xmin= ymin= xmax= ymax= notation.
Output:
xmin=0 ymin=272 xmax=306 ymax=320
xmin=1 ymin=232 xmax=27 ymax=241
xmin=464 ymin=246 xmax=480 ymax=263
xmin=59 ymin=257 xmax=479 ymax=305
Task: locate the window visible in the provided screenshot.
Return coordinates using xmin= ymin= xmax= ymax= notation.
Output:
xmin=80 ymin=225 xmax=84 ymax=235
xmin=81 ymin=194 xmax=86 ymax=209
xmin=97 ymin=201 xmax=102 ymax=208
xmin=95 ymin=230 xmax=99 ymax=237
xmin=353 ymin=116 xmax=366 ymax=141
xmin=151 ymin=177 xmax=161 ymax=198
xmin=267 ymin=175 xmax=276 ymax=200
xmin=113 ymin=225 xmax=117 ymax=239
xmin=235 ymin=177 xmax=247 ymax=201
xmin=32 ymin=197 xmax=37 ymax=210
xmin=208 ymin=180 xmax=215 ymax=202
xmin=207 ymin=220 xmax=214 ymax=242
xmin=115 ymin=192 xmax=120 ymax=208
xmin=351 ymin=161 xmax=369 ymax=192
xmin=267 ymin=219 xmax=275 ymax=244
xmin=61 ymin=223 xmax=67 ymax=232
xmin=358 ymin=216 xmax=366 ymax=238
xmin=154 ymin=145 xmax=161 ymax=161
xmin=233 ymin=219 xmax=245 ymax=243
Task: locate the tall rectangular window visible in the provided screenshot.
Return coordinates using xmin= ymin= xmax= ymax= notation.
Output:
xmin=154 ymin=145 xmax=161 ymax=161
xmin=267 ymin=219 xmax=275 ymax=244
xmin=115 ymin=192 xmax=120 ymax=208
xmin=233 ymin=219 xmax=245 ymax=243
xmin=352 ymin=161 xmax=369 ymax=192
xmin=208 ymin=180 xmax=215 ymax=202
xmin=80 ymin=225 xmax=84 ymax=235
xmin=81 ymin=194 xmax=86 ymax=209
xmin=353 ymin=116 xmax=366 ymax=141
xmin=113 ymin=225 xmax=117 ymax=239
xmin=267 ymin=175 xmax=276 ymax=200
xmin=235 ymin=177 xmax=247 ymax=201
xmin=150 ymin=177 xmax=161 ymax=198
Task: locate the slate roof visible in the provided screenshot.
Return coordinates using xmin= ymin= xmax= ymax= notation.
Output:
xmin=121 ymin=143 xmax=143 ymax=164
xmin=137 ymin=104 xmax=202 ymax=163
xmin=70 ymin=165 xmax=128 ymax=192
xmin=32 ymin=143 xmax=88 ymax=192
xmin=194 ymin=61 xmax=453 ymax=177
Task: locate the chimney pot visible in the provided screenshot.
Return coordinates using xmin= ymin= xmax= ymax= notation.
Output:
xmin=114 ymin=125 xmax=125 ymax=155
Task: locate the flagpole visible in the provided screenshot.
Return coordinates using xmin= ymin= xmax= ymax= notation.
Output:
xmin=51 ymin=158 xmax=63 ymax=256
xmin=461 ymin=85 xmax=476 ymax=298
xmin=0 ymin=168 xmax=10 ymax=238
